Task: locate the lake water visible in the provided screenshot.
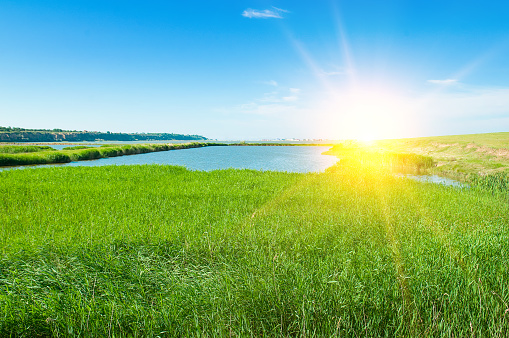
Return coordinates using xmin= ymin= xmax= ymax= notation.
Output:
xmin=399 ymin=174 xmax=466 ymax=187
xmin=30 ymin=140 xmax=335 ymax=150
xmin=1 ymin=146 xmax=467 ymax=186
xmin=7 ymin=146 xmax=338 ymax=173
xmin=49 ymin=144 xmax=103 ymax=150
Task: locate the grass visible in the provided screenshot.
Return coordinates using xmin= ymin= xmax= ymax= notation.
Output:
xmin=382 ymin=132 xmax=509 ymax=149
xmin=61 ymin=145 xmax=93 ymax=150
xmin=0 ymin=142 xmax=214 ymax=167
xmin=324 ymin=142 xmax=435 ymax=173
xmin=0 ymin=145 xmax=55 ymax=153
xmin=362 ymin=132 xmax=509 ymax=193
xmin=375 ymin=132 xmax=509 ymax=177
xmin=1 ymin=162 xmax=509 ymax=336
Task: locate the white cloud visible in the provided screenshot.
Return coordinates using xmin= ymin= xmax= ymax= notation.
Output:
xmin=242 ymin=7 xmax=288 ymax=19
xmin=257 ymin=88 xmax=301 ymax=103
xmin=282 ymin=96 xmax=298 ymax=102
xmin=427 ymin=79 xmax=458 ymax=85
xmin=239 ymin=102 xmax=296 ymax=115
xmin=311 ymin=84 xmax=509 ymax=139
xmin=318 ymin=68 xmax=354 ymax=77
xmin=420 ymin=87 xmax=509 ymax=120
xmin=224 ymin=88 xmax=302 ymax=115
xmin=282 ymin=88 xmax=300 ymax=102
xmin=263 ymin=80 xmax=278 ymax=87
xmin=218 ymin=85 xmax=303 ymax=118
xmin=271 ymin=6 xmax=289 ymax=13
xmin=215 ymin=83 xmax=509 ymax=139
xmin=259 ymin=91 xmax=280 ymax=102
xmin=320 ymin=71 xmax=344 ymax=77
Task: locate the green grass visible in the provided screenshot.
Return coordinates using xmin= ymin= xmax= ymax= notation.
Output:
xmin=0 ymin=142 xmax=212 ymax=167
xmin=324 ymin=143 xmax=435 ymax=173
xmin=375 ymin=132 xmax=509 ymax=177
xmin=1 ymin=164 xmax=509 ymax=336
xmin=61 ymin=145 xmax=93 ymax=150
xmin=0 ymin=145 xmax=55 ymax=153
xmin=379 ymin=132 xmax=509 ymax=149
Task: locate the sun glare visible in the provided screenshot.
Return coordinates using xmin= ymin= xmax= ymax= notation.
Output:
xmin=322 ymin=85 xmax=414 ymax=141
xmin=358 ymin=134 xmax=376 ymax=144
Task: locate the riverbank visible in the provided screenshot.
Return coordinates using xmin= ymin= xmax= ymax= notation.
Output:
xmin=0 ymin=142 xmax=222 ymax=167
xmin=375 ymin=132 xmax=509 ymax=176
xmin=369 ymin=132 xmax=509 ymax=193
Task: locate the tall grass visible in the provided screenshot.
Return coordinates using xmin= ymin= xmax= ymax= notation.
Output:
xmin=1 ymin=164 xmax=508 ymax=336
xmin=61 ymin=145 xmax=93 ymax=150
xmin=0 ymin=142 xmax=213 ymax=167
xmin=374 ymin=132 xmax=509 ymax=178
xmin=0 ymin=145 xmax=54 ymax=153
xmin=324 ymin=143 xmax=435 ymax=173
xmin=0 ymin=151 xmax=71 ymax=166
xmin=466 ymin=172 xmax=509 ymax=194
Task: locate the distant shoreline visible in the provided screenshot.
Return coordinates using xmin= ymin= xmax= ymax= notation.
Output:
xmin=0 ymin=141 xmax=194 ymax=146
xmin=0 ymin=142 xmax=104 ymax=146
xmin=0 ymin=141 xmax=336 ymax=146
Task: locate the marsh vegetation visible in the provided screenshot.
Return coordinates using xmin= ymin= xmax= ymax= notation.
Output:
xmin=2 ymin=161 xmax=509 ymax=336
xmin=373 ymin=132 xmax=509 ymax=193
xmin=1 ymin=133 xmax=509 ymax=336
xmin=0 ymin=142 xmax=213 ymax=167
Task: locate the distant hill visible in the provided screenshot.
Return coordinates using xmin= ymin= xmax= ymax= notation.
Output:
xmin=0 ymin=127 xmax=208 ymax=142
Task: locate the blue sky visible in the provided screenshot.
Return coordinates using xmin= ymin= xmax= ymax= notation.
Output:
xmin=1 ymin=0 xmax=509 ymax=140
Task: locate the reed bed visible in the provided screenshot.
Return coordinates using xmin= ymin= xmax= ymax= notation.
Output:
xmin=1 ymin=164 xmax=508 ymax=336
xmin=0 ymin=145 xmax=55 ymax=154
xmin=466 ymin=172 xmax=509 ymax=194
xmin=0 ymin=142 xmax=213 ymax=167
xmin=324 ymin=143 xmax=435 ymax=173
xmin=61 ymin=145 xmax=93 ymax=150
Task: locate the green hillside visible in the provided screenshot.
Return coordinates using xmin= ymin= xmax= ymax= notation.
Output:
xmin=374 ymin=132 xmax=509 ymax=177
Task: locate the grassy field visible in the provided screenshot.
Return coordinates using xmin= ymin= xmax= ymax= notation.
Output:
xmin=1 ymin=161 xmax=509 ymax=336
xmin=375 ymin=132 xmax=509 ymax=177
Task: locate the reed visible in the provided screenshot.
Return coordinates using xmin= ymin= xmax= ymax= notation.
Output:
xmin=1 ymin=164 xmax=508 ymax=336
xmin=61 ymin=145 xmax=92 ymax=150
xmin=466 ymin=172 xmax=509 ymax=194
xmin=0 ymin=142 xmax=213 ymax=167
xmin=0 ymin=145 xmax=55 ymax=153
xmin=324 ymin=143 xmax=435 ymax=173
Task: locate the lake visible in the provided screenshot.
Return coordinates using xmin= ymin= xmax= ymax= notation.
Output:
xmin=6 ymin=146 xmax=338 ymax=173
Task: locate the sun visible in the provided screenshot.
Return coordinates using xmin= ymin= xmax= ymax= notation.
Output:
xmin=358 ymin=133 xmax=376 ymax=144
xmin=321 ymin=85 xmax=414 ymax=141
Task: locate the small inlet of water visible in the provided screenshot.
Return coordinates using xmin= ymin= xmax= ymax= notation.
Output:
xmin=396 ymin=174 xmax=466 ymax=187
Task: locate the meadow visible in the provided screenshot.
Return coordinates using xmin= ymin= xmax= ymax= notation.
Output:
xmin=1 ymin=157 xmax=509 ymax=336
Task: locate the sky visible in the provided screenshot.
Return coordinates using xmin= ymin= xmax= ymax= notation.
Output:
xmin=1 ymin=0 xmax=509 ymax=140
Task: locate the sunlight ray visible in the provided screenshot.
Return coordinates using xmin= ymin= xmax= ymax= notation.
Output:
xmin=420 ymin=45 xmax=504 ymax=106
xmin=371 ymin=182 xmax=424 ymax=335
xmin=330 ymin=1 xmax=357 ymax=86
